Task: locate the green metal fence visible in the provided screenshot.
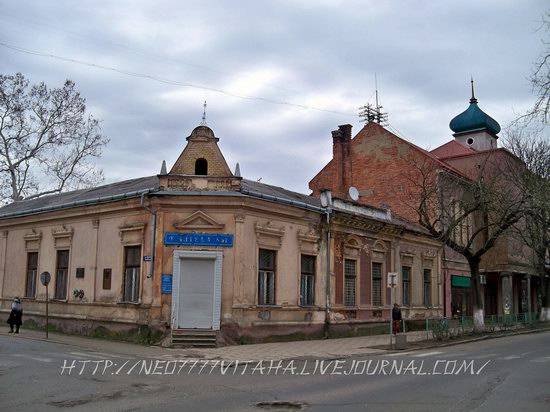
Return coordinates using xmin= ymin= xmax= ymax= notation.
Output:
xmin=424 ymin=313 xmax=546 ymax=340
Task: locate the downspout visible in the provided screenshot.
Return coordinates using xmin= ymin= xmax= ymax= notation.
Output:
xmin=140 ymin=191 xmax=157 ymax=279
xmin=324 ymin=208 xmax=332 ymax=338
xmin=320 ymin=189 xmax=333 ymax=338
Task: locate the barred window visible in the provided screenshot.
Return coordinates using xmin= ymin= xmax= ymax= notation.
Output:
xmin=344 ymin=259 xmax=356 ymax=306
xmin=123 ymin=246 xmax=141 ymax=302
xmin=54 ymin=250 xmax=70 ymax=300
xmin=300 ymin=255 xmax=315 ymax=306
xmin=402 ymin=266 xmax=411 ymax=306
xmin=372 ymin=262 xmax=382 ymax=306
xmin=258 ymin=249 xmax=276 ymax=305
xmin=25 ymin=252 xmax=38 ymax=298
xmin=423 ymin=269 xmax=431 ymax=306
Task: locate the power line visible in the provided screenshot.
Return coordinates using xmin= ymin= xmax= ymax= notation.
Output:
xmin=1 ymin=41 xmax=357 ymax=118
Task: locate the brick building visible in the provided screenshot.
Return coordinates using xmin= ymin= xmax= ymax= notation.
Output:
xmin=310 ymin=88 xmax=540 ymax=319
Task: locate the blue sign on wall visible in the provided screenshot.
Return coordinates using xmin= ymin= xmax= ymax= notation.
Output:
xmin=164 ymin=232 xmax=234 ymax=247
xmin=161 ymin=274 xmax=172 ymax=294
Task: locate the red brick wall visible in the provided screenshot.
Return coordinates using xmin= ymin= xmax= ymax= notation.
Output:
xmin=310 ymin=122 xmax=436 ymax=223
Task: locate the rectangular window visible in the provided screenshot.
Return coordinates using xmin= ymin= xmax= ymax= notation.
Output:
xmin=54 ymin=250 xmax=70 ymax=300
xmin=123 ymin=246 xmax=141 ymax=302
xmin=300 ymin=255 xmax=315 ymax=306
xmin=402 ymin=266 xmax=411 ymax=306
xmin=372 ymin=262 xmax=382 ymax=306
xmin=423 ymin=269 xmax=432 ymax=306
xmin=25 ymin=252 xmax=38 ymax=298
xmin=258 ymin=249 xmax=276 ymax=305
xmin=344 ymin=259 xmax=356 ymax=306
xmin=103 ymin=268 xmax=112 ymax=290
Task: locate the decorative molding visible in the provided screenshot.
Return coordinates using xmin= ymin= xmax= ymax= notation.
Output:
xmin=255 ymin=221 xmax=284 ymax=248
xmin=52 ymin=225 xmax=74 ymax=249
xmin=118 ymin=222 xmax=146 ymax=244
xmin=234 ymin=212 xmax=245 ymax=224
xmin=173 ymin=210 xmax=225 ymax=230
xmin=297 ymin=229 xmax=320 ymax=253
xmin=24 ymin=228 xmax=42 ymax=251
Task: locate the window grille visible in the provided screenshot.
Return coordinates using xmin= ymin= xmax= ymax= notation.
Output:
xmin=344 ymin=259 xmax=356 ymax=306
xmin=372 ymin=262 xmax=382 ymax=306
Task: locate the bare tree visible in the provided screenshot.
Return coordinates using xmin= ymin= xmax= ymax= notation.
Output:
xmin=504 ymin=127 xmax=550 ymax=320
xmin=0 ymin=73 xmax=108 ymax=204
xmin=524 ymin=11 xmax=550 ymax=124
xmin=403 ymin=151 xmax=531 ymax=331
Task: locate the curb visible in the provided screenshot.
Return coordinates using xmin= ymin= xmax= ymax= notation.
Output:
xmin=383 ymin=326 xmax=550 ymax=354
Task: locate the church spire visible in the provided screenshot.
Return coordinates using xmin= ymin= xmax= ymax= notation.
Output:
xmin=470 ymin=76 xmax=478 ymax=104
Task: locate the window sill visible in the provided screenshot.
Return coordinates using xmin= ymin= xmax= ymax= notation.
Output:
xmin=117 ymin=301 xmax=141 ymax=305
xmin=256 ymin=304 xmax=281 ymax=309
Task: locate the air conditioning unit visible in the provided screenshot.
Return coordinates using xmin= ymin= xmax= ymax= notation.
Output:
xmin=479 ymin=275 xmax=486 ymax=285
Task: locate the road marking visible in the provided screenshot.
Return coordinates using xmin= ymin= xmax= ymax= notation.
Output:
xmin=12 ymin=354 xmax=53 ymax=363
xmin=530 ymin=357 xmax=550 ymax=363
xmin=69 ymin=351 xmax=124 ymax=359
xmin=470 ymin=353 xmax=498 ymax=360
xmin=501 ymin=355 xmax=521 ymax=360
xmin=414 ymin=351 xmax=443 ymax=357
xmin=387 ymin=351 xmax=415 ymax=357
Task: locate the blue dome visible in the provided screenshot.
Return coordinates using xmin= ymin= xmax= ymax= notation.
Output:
xmin=449 ymin=99 xmax=501 ymax=136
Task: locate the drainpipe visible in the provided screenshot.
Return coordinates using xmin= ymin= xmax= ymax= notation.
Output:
xmin=320 ymin=189 xmax=333 ymax=338
xmin=140 ymin=191 xmax=157 ymax=278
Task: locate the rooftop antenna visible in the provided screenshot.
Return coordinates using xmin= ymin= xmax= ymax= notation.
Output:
xmin=200 ymin=100 xmax=208 ymax=126
xmin=359 ymin=73 xmax=388 ymax=126
xmin=470 ymin=76 xmax=478 ymax=103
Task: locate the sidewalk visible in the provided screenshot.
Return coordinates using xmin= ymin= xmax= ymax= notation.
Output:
xmin=1 ymin=328 xmax=430 ymax=361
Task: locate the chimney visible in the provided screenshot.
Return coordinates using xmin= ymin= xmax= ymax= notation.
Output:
xmin=332 ymin=128 xmax=344 ymax=193
xmin=339 ymin=125 xmax=352 ymax=192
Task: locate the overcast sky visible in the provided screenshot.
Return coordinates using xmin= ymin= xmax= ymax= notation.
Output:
xmin=1 ymin=0 xmax=547 ymax=194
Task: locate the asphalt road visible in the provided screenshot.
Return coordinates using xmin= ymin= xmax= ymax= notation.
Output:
xmin=1 ymin=331 xmax=549 ymax=411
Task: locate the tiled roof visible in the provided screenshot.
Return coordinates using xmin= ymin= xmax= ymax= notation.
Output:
xmin=430 ymin=140 xmax=476 ymax=159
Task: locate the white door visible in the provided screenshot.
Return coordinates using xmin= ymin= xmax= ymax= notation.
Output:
xmin=178 ymin=257 xmax=215 ymax=329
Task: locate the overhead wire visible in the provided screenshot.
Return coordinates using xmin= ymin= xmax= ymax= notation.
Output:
xmin=0 ymin=41 xmax=358 ymax=118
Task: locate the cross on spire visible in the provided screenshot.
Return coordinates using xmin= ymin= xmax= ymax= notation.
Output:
xmin=200 ymin=100 xmax=208 ymax=126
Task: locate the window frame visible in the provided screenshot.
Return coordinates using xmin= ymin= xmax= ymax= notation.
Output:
xmin=25 ymin=252 xmax=39 ymax=298
xmin=423 ymin=268 xmax=432 ymax=307
xmin=300 ymin=254 xmax=316 ymax=307
xmin=122 ymin=245 xmax=141 ymax=303
xmin=258 ymin=249 xmax=276 ymax=306
xmin=402 ymin=265 xmax=411 ymax=306
xmin=54 ymin=250 xmax=70 ymax=300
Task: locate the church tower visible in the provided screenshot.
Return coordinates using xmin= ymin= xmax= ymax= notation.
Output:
xmin=449 ymin=79 xmax=501 ymax=151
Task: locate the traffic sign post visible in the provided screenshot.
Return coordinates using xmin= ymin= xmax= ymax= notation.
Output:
xmin=40 ymin=272 xmax=51 ymax=339
xmin=387 ymin=272 xmax=398 ymax=349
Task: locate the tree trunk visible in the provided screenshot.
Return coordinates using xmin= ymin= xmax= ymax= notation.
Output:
xmin=541 ymin=275 xmax=550 ymax=321
xmin=469 ymin=259 xmax=485 ymax=332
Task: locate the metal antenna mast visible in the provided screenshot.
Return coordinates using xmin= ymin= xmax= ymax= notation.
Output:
xmin=359 ymin=73 xmax=388 ymax=126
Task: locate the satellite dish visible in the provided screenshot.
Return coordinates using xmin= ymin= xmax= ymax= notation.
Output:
xmin=348 ymin=186 xmax=359 ymax=201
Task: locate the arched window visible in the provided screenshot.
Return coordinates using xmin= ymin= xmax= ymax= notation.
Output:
xmin=195 ymin=158 xmax=208 ymax=175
